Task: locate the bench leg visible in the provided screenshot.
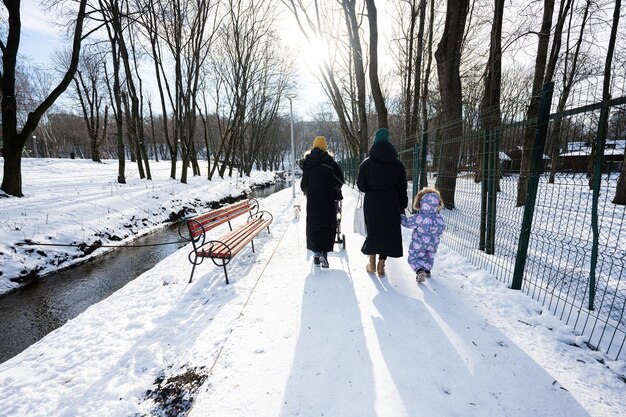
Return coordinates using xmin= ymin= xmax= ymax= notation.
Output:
xmin=251 ymin=239 xmax=255 ymax=253
xmin=222 ymin=261 xmax=229 ymax=285
xmin=189 ymin=260 xmax=197 ymax=284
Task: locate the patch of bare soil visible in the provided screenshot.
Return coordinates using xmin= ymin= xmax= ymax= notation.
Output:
xmin=141 ymin=365 xmax=208 ymax=417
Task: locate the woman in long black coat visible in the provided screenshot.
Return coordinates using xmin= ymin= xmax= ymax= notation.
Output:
xmin=357 ymin=128 xmax=408 ymax=276
xmin=301 ymin=136 xmax=344 ymax=268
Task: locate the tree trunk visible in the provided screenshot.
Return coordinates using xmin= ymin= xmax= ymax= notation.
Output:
xmin=607 ymin=0 xmax=623 ymax=204
xmin=516 ymin=0 xmax=555 ymax=206
xmin=343 ymin=0 xmax=369 ymax=155
xmin=365 ymin=0 xmax=388 ymax=129
xmin=434 ymin=0 xmax=470 ymax=209
xmin=419 ymin=0 xmax=435 ymax=188
xmin=1 ymin=140 xmax=24 ymax=197
xmin=549 ymin=0 xmax=590 ymax=184
xmin=411 ymin=0 xmax=427 ymax=138
xmin=479 ymin=0 xmax=504 ymax=184
xmin=615 ymin=152 xmax=626 ymax=204
xmin=403 ymin=2 xmax=417 ymax=139
xmin=148 ymin=101 xmax=159 ymax=162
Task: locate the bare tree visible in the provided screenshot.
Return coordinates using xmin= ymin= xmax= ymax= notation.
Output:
xmin=72 ymin=47 xmax=109 ymax=162
xmin=475 ymin=0 xmax=505 ymax=187
xmin=97 ymin=0 xmax=152 ymax=180
xmin=209 ymin=0 xmax=293 ymax=178
xmin=285 ymin=0 xmax=370 ymax=157
xmin=389 ymin=0 xmax=419 ymax=139
xmin=434 ymin=0 xmax=470 ymax=209
xmin=548 ymin=0 xmax=592 ymax=183
xmin=1 ymin=0 xmax=88 ymax=197
xmin=418 ymin=0 xmax=436 ymax=187
xmin=137 ymin=0 xmax=219 ymax=183
xmin=608 ymin=0 xmax=625 ymax=204
xmin=389 ymin=0 xmax=428 ymax=174
xmin=364 ymin=0 xmax=387 ymax=129
xmin=102 ymin=40 xmax=126 ymax=183
xmin=480 ymin=0 xmax=504 ymax=130
xmin=516 ymin=0 xmax=555 ymax=206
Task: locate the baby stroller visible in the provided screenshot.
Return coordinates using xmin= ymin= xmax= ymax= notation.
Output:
xmin=335 ymin=200 xmax=346 ymax=249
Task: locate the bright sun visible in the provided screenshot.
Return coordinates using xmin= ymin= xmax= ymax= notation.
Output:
xmin=305 ymin=37 xmax=331 ymax=71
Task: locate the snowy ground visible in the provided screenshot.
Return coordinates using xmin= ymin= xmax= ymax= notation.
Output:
xmin=0 ymin=162 xmax=625 ymax=417
xmin=443 ymin=172 xmax=626 ymax=358
xmin=0 ymin=158 xmax=276 ymax=295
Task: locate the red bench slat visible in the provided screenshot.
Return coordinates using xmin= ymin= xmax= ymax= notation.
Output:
xmin=187 ymin=200 xmax=253 ymax=239
xmin=197 ymin=218 xmax=271 ymax=259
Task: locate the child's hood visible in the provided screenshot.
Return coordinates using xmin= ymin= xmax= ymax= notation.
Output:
xmin=420 ymin=193 xmax=440 ymax=214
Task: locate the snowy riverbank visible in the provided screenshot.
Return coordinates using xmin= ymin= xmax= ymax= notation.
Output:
xmin=0 ymin=158 xmax=276 ymax=295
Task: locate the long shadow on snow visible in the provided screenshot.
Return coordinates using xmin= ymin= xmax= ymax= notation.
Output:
xmin=369 ymin=271 xmax=591 ymax=416
xmin=280 ymin=269 xmax=377 ymax=417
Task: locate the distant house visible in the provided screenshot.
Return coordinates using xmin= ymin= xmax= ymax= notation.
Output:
xmin=498 ymin=151 xmax=513 ymax=173
xmin=558 ymin=140 xmax=625 ymax=172
xmin=502 ymin=146 xmax=550 ymax=174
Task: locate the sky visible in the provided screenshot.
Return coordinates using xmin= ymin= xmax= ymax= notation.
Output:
xmin=1 ymin=158 xmax=626 ymax=416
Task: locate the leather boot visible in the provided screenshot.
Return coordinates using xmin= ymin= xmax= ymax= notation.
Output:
xmin=377 ymin=259 xmax=386 ymax=277
xmin=366 ymin=255 xmax=376 ymax=273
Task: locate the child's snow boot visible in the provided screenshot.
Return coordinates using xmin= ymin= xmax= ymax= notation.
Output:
xmin=377 ymin=259 xmax=386 ymax=277
xmin=416 ymin=269 xmax=427 ymax=283
xmin=366 ymin=255 xmax=376 ymax=273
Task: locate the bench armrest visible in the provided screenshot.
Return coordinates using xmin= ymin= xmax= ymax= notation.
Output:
xmin=248 ymin=210 xmax=273 ymax=223
xmin=248 ymin=198 xmax=260 ymax=215
xmin=179 ymin=218 xmax=207 ymax=248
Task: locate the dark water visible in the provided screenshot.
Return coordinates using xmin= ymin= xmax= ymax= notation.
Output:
xmin=0 ymin=181 xmax=289 ymax=364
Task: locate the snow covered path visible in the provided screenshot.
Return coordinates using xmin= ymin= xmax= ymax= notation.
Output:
xmin=189 ymin=188 xmax=593 ymax=417
xmin=0 ymin=184 xmax=624 ymax=417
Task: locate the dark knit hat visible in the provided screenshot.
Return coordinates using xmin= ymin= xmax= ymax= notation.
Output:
xmin=373 ymin=128 xmax=389 ymax=143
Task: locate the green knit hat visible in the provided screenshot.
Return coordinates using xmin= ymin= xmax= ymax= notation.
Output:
xmin=373 ymin=128 xmax=389 ymax=143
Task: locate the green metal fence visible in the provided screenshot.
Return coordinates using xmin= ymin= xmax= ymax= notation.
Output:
xmin=340 ymin=85 xmax=626 ymax=361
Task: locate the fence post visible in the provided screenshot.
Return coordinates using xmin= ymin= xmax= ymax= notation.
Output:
xmin=588 ymin=98 xmax=611 ymax=310
xmin=412 ymin=143 xmax=421 ymax=211
xmin=486 ymin=130 xmax=498 ymax=254
xmin=480 ymin=130 xmax=488 ymax=251
xmin=511 ymin=82 xmax=554 ymax=290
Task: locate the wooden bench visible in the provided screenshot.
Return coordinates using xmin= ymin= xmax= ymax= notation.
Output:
xmin=181 ymin=199 xmax=273 ymax=284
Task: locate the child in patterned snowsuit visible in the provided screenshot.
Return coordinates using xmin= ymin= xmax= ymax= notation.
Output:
xmin=400 ymin=187 xmax=445 ymax=283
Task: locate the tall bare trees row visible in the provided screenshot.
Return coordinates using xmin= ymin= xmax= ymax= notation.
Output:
xmin=386 ymin=0 xmax=624 ymax=206
xmin=1 ymin=0 xmax=296 ymax=197
xmin=2 ymin=0 xmax=625 ymax=205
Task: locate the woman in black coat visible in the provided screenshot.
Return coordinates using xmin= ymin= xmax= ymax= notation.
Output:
xmin=301 ymin=136 xmax=344 ymax=268
xmin=357 ymin=128 xmax=408 ymax=276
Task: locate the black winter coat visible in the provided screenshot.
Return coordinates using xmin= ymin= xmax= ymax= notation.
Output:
xmin=357 ymin=141 xmax=408 ymax=257
xmin=301 ymin=148 xmax=344 ymax=253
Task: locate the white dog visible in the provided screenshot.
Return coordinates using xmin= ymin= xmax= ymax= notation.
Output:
xmin=294 ymin=204 xmax=301 ymax=220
